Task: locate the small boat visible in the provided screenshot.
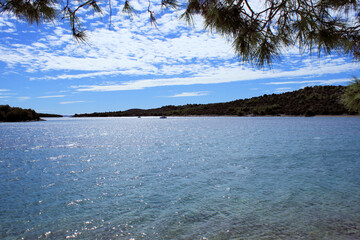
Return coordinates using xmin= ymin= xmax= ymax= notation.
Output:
xmin=160 ymin=116 xmax=167 ymax=119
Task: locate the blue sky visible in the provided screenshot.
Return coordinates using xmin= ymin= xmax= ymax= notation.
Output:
xmin=0 ymin=0 xmax=359 ymax=115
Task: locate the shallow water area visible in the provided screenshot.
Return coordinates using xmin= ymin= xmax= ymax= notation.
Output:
xmin=1 ymin=117 xmax=360 ymax=239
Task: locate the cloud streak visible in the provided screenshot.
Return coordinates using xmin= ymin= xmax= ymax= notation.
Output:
xmin=18 ymin=96 xmax=30 ymax=101
xmin=38 ymin=95 xmax=66 ymax=98
xmin=60 ymin=101 xmax=86 ymax=104
xmin=275 ymin=87 xmax=292 ymax=93
xmin=71 ymin=61 xmax=359 ymax=92
xmin=167 ymin=91 xmax=210 ymax=97
xmin=265 ymin=78 xmax=352 ymax=85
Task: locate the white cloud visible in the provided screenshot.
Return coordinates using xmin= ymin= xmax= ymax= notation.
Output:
xmin=0 ymin=15 xmax=16 ymax=31
xmin=0 ymin=10 xmax=234 ymax=78
xmin=0 ymin=89 xmax=9 ymax=92
xmin=60 ymin=101 xmax=86 ymax=104
xmin=167 ymin=91 xmax=210 ymax=97
xmin=37 ymin=95 xmax=66 ymax=98
xmin=18 ymin=96 xmax=30 ymax=101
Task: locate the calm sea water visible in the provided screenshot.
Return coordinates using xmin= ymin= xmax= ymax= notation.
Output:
xmin=0 ymin=117 xmax=360 ymax=239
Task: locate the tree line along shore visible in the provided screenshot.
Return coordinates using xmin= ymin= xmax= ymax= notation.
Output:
xmin=1 ymin=85 xmax=358 ymax=122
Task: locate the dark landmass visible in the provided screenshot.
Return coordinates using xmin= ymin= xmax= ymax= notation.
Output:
xmin=0 ymin=105 xmax=41 ymax=122
xmin=38 ymin=113 xmax=63 ymax=118
xmin=74 ymin=85 xmax=355 ymax=118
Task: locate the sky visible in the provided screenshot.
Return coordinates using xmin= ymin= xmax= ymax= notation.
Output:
xmin=0 ymin=0 xmax=359 ymax=115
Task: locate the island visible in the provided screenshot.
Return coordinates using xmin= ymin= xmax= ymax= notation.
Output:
xmin=74 ymin=85 xmax=355 ymax=117
xmin=0 ymin=105 xmax=41 ymax=122
xmin=0 ymin=105 xmax=63 ymax=122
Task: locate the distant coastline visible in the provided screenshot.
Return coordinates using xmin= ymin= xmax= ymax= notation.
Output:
xmin=2 ymin=85 xmax=359 ymax=122
xmin=73 ymin=85 xmax=357 ymax=118
xmin=38 ymin=113 xmax=63 ymax=118
xmin=72 ymin=114 xmax=359 ymax=118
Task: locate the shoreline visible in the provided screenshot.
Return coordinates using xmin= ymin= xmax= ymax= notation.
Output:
xmin=72 ymin=114 xmax=360 ymax=118
xmin=0 ymin=118 xmax=46 ymax=123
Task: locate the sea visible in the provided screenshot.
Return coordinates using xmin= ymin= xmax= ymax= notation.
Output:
xmin=0 ymin=116 xmax=360 ymax=239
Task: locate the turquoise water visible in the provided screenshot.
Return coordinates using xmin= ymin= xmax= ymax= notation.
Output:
xmin=0 ymin=117 xmax=360 ymax=239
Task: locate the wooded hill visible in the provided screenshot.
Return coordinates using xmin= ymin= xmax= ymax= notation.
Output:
xmin=74 ymin=85 xmax=354 ymax=117
xmin=0 ymin=105 xmax=40 ymax=122
xmin=0 ymin=106 xmax=63 ymax=122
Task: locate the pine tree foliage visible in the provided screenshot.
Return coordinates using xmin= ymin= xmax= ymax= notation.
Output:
xmin=341 ymin=77 xmax=360 ymax=113
xmin=0 ymin=0 xmax=359 ymax=65
xmin=181 ymin=0 xmax=360 ymax=66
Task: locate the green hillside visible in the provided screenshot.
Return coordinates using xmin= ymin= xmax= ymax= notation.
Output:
xmin=74 ymin=85 xmax=354 ymax=117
